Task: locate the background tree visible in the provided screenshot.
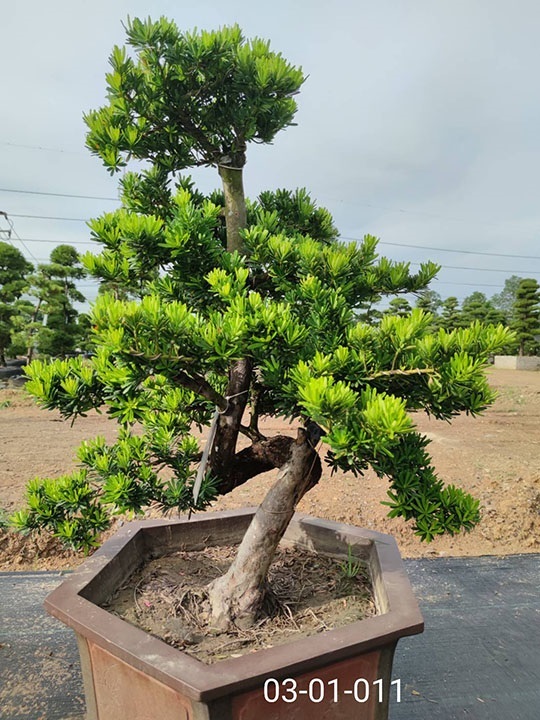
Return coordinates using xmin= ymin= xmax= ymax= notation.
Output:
xmin=414 ymin=289 xmax=440 ymax=324
xmin=0 ymin=242 xmax=33 ymax=364
xmin=512 ymin=278 xmax=540 ymax=356
xmin=14 ymin=20 xmax=512 ymax=631
xmin=11 ymin=245 xmax=87 ymax=361
xmin=384 ymin=297 xmax=412 ymax=318
xmin=38 ymin=245 xmax=87 ymax=357
xmin=414 ymin=289 xmax=441 ymax=314
xmin=460 ymin=291 xmax=505 ymax=327
xmin=491 ymin=275 xmax=522 ymax=325
xmin=438 ymin=296 xmax=462 ymax=331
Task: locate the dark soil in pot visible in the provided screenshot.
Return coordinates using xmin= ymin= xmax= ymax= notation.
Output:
xmin=102 ymin=543 xmax=376 ymax=664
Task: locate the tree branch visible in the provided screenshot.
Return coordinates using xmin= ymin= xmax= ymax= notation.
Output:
xmin=239 ymin=424 xmax=267 ymax=442
xmin=172 ymin=369 xmax=227 ymax=409
xmin=368 ymin=368 xmax=436 ymax=379
xmin=215 ymin=434 xmax=296 ymax=494
xmin=247 ymin=386 xmax=265 ymax=440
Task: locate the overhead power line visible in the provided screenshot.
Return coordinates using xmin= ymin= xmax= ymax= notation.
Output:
xmin=7 ymin=215 xmax=540 ymax=263
xmin=8 ymin=212 xmax=88 ymax=222
xmin=409 ymin=262 xmax=539 ymax=276
xmin=0 ymin=187 xmax=118 ymax=202
xmin=332 ymin=197 xmax=531 ymax=232
xmin=434 ymin=281 xmax=508 ymax=289
xmin=0 ymin=168 xmax=524 ymax=234
xmin=9 ymin=237 xmax=97 ymax=245
xmin=374 ymin=239 xmax=540 ymax=261
xmin=5 ymin=238 xmax=539 ymax=277
xmin=0 ymin=214 xmax=39 ymax=263
xmin=0 ymin=141 xmax=85 ymax=155
xmin=1 ymin=184 xmax=539 ymax=261
xmin=340 ymin=235 xmax=540 ymax=261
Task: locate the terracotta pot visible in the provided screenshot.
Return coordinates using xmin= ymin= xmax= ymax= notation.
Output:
xmin=45 ymin=508 xmax=423 ymax=719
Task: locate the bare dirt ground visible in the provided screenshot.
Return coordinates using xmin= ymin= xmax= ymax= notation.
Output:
xmin=1 ymin=368 xmax=539 ymax=570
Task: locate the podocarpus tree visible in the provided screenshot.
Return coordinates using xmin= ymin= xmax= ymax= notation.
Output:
xmin=14 ymin=20 xmax=513 ymax=630
xmin=34 ymin=245 xmax=87 ymax=358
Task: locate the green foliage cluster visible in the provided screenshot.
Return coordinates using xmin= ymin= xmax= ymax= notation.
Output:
xmin=408 ymin=278 xmax=533 ymax=353
xmin=13 ymin=183 xmax=512 ymax=550
xmin=84 ymin=19 xmax=304 ymax=173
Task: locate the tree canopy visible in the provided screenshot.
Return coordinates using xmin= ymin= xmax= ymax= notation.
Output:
xmin=84 ymin=19 xmax=305 ymax=253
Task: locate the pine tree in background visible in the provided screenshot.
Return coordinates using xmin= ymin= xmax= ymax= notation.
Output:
xmin=414 ymin=289 xmax=442 ymax=315
xmin=0 ymin=242 xmax=33 ymax=365
xmin=438 ymin=296 xmax=462 ymax=331
xmin=37 ymin=245 xmax=87 ymax=358
xmin=460 ymin=292 xmax=506 ymax=327
xmin=384 ymin=298 xmax=412 ymax=318
xmin=413 ymin=289 xmax=441 ymax=330
xmin=512 ymin=278 xmax=540 ymax=356
xmin=13 ymin=19 xmax=514 ymax=630
xmin=10 ymin=245 xmax=87 ymax=361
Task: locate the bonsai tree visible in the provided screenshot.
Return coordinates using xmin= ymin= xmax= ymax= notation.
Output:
xmin=512 ymin=278 xmax=540 ymax=356
xmin=13 ymin=19 xmax=513 ymax=631
xmin=414 ymin=289 xmax=442 ymax=315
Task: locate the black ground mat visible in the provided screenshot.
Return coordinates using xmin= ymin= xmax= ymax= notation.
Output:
xmin=1 ymin=554 xmax=538 ymax=719
xmin=0 ymin=571 xmax=85 ymax=720
xmin=391 ymin=554 xmax=539 ymax=719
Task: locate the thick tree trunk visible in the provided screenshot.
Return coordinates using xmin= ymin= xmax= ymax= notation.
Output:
xmin=209 ymin=159 xmax=250 ymax=487
xmin=218 ymin=164 xmax=247 ymax=254
xmin=207 ymin=158 xmax=320 ymax=630
xmin=207 ymin=427 xmax=322 ymax=630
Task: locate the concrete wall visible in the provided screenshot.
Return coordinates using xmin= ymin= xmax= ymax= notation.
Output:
xmin=493 ymin=355 xmax=540 ymax=370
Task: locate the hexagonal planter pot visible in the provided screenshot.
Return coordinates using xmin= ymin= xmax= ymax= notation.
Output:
xmin=45 ymin=508 xmax=423 ymax=720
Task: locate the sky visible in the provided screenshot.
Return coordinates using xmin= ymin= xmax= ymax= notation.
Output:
xmin=2 ymin=0 xmax=540 ymax=309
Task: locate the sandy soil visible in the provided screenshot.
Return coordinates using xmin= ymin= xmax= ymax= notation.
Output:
xmin=1 ymin=368 xmax=539 ymax=570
